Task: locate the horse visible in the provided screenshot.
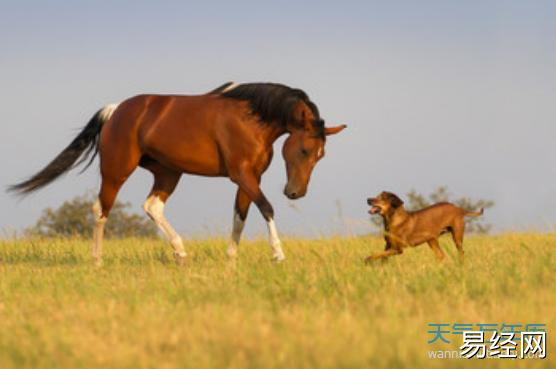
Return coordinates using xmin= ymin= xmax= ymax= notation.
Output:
xmin=9 ymin=82 xmax=346 ymax=266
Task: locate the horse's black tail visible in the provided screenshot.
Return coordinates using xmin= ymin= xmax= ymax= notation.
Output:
xmin=8 ymin=104 xmax=119 ymax=195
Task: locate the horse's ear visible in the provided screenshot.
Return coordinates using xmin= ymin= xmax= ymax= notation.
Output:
xmin=301 ymin=110 xmax=313 ymax=131
xmin=325 ymin=124 xmax=347 ymax=136
xmin=289 ymin=103 xmax=311 ymax=131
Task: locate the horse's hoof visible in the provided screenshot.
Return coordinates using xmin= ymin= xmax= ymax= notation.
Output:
xmin=93 ymin=258 xmax=103 ymax=268
xmin=272 ymin=253 xmax=285 ymax=263
xmin=173 ymin=253 xmax=187 ymax=267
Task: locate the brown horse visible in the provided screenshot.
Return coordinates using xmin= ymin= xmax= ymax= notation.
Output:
xmin=9 ymin=82 xmax=346 ymax=265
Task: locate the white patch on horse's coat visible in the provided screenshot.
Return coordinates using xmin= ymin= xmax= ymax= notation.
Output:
xmin=317 ymin=147 xmax=323 ymax=158
xmin=266 ymin=218 xmax=285 ymax=261
xmin=99 ymin=103 xmax=119 ymax=121
xmin=143 ymin=195 xmax=187 ymax=257
xmin=221 ymin=82 xmax=240 ymax=93
xmin=227 ymin=211 xmax=245 ymax=257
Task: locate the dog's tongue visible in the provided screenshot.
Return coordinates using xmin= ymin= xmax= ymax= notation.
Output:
xmin=369 ymin=206 xmax=380 ymax=214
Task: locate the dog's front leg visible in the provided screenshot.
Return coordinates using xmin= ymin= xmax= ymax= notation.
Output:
xmin=365 ymin=247 xmax=402 ymax=264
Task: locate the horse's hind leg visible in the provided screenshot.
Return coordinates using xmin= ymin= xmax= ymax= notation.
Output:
xmin=92 ymin=140 xmax=141 ymax=266
xmin=141 ymin=162 xmax=185 ymax=265
xmin=93 ymin=175 xmax=134 ymax=266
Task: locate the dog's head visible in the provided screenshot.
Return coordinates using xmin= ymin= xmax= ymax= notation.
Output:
xmin=367 ymin=191 xmax=404 ymax=216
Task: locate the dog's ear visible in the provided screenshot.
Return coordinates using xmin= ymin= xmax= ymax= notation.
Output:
xmin=388 ymin=193 xmax=404 ymax=208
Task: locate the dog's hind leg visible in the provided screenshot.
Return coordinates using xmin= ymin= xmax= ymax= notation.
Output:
xmin=427 ymin=239 xmax=445 ymax=261
xmin=450 ymin=218 xmax=465 ymax=261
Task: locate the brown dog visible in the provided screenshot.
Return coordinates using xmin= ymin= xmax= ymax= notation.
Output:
xmin=366 ymin=191 xmax=483 ymax=262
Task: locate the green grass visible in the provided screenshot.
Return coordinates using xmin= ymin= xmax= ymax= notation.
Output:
xmin=0 ymin=234 xmax=554 ymax=368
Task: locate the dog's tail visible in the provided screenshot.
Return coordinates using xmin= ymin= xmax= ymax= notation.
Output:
xmin=464 ymin=208 xmax=484 ymax=217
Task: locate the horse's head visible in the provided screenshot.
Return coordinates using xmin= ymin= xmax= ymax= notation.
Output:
xmin=282 ymin=103 xmax=346 ymax=199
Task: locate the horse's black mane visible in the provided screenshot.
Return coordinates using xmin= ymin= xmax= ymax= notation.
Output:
xmin=210 ymin=82 xmax=323 ymax=136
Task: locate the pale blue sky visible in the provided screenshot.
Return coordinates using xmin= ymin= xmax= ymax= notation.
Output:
xmin=1 ymin=1 xmax=555 ymax=237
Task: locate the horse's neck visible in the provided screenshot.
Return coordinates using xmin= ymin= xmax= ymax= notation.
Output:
xmin=261 ymin=124 xmax=288 ymax=146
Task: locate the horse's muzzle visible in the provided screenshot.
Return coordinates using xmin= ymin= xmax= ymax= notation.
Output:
xmin=284 ymin=186 xmax=305 ymax=200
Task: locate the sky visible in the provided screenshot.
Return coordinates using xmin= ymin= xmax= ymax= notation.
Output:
xmin=1 ymin=1 xmax=555 ymax=239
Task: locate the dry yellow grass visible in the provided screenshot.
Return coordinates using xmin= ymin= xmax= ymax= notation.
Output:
xmin=0 ymin=234 xmax=554 ymax=368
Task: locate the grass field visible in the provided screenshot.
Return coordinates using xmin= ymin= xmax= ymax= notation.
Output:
xmin=0 ymin=234 xmax=554 ymax=369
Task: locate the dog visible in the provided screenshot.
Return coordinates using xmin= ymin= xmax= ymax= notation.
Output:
xmin=366 ymin=191 xmax=483 ymax=263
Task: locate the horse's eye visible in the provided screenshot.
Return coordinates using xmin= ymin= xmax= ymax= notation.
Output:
xmin=301 ymin=148 xmax=309 ymax=157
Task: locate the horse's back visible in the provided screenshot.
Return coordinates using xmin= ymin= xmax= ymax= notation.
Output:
xmin=101 ymin=93 xmax=246 ymax=176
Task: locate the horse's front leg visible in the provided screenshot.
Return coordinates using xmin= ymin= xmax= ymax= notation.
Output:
xmin=227 ymin=187 xmax=251 ymax=258
xmin=232 ymin=170 xmax=285 ymax=262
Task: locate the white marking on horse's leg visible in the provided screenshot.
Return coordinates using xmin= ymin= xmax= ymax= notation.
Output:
xmin=221 ymin=82 xmax=239 ymax=93
xmin=227 ymin=211 xmax=245 ymax=258
xmin=143 ymin=195 xmax=186 ymax=258
xmin=92 ymin=198 xmax=106 ymax=267
xmin=266 ymin=218 xmax=285 ymax=262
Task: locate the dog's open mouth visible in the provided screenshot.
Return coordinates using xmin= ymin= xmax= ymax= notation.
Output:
xmin=369 ymin=205 xmax=381 ymax=214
